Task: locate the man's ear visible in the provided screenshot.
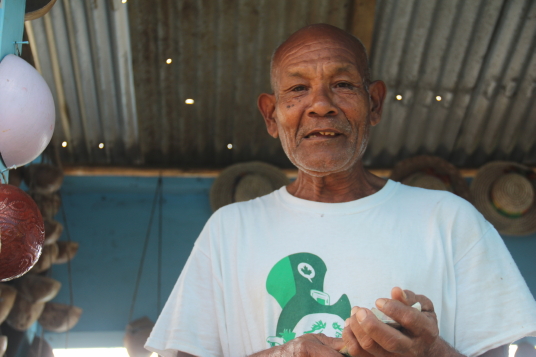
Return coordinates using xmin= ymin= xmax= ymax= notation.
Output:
xmin=368 ymin=80 xmax=386 ymax=127
xmin=257 ymin=93 xmax=279 ymax=138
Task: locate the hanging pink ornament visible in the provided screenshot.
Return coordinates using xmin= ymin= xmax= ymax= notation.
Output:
xmin=0 ymin=54 xmax=55 ymax=169
xmin=0 ymin=184 xmax=45 ymax=281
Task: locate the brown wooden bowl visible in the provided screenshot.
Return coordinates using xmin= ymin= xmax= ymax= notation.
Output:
xmin=13 ymin=274 xmax=61 ymax=304
xmin=0 ymin=284 xmax=18 ymax=324
xmin=53 ymin=241 xmax=79 ymax=264
xmin=30 ymin=243 xmax=58 ymax=273
xmin=6 ymin=294 xmax=45 ymax=331
xmin=38 ymin=302 xmax=83 ymax=333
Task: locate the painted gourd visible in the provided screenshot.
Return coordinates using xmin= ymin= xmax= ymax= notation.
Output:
xmin=0 ymin=184 xmax=45 ymax=281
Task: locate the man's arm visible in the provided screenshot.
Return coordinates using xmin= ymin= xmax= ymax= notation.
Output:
xmin=176 ymin=339 xmax=507 ymax=357
xmin=249 ymin=333 xmax=345 ymax=357
xmin=174 ymin=334 xmax=344 ymax=357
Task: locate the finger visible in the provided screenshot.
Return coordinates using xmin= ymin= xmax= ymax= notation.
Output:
xmin=390 ymin=287 xmax=410 ymax=305
xmin=352 ymin=308 xmax=412 ymax=355
xmin=412 ymin=293 xmax=434 ymax=312
xmin=313 ymin=333 xmax=346 ymax=351
xmin=390 ymin=288 xmax=434 ymax=312
xmin=348 ymin=308 xmax=380 ymax=354
xmin=376 ymin=299 xmax=438 ymax=339
xmin=342 ymin=321 xmax=373 ymax=357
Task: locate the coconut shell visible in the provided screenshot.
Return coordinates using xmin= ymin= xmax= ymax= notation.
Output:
xmin=53 ymin=241 xmax=79 ymax=264
xmin=5 ymin=294 xmax=45 ymax=331
xmin=0 ymin=335 xmax=7 ymax=356
xmin=44 ymin=219 xmax=63 ymax=245
xmin=24 ymin=164 xmax=64 ymax=195
xmin=28 ymin=335 xmax=54 ymax=357
xmin=0 ymin=284 xmax=18 ymax=324
xmin=124 ymin=316 xmax=154 ymax=357
xmin=0 ymin=184 xmax=46 ymax=281
xmin=30 ymin=243 xmax=59 ymax=273
xmin=12 ymin=274 xmax=61 ymax=304
xmin=30 ymin=192 xmax=61 ymax=221
xmin=38 ymin=302 xmax=83 ymax=332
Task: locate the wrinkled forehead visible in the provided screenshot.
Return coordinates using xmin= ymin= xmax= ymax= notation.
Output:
xmin=271 ymin=35 xmax=368 ymax=88
xmin=277 ymin=40 xmax=362 ymax=74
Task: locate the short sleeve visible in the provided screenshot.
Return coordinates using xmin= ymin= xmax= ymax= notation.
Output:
xmin=454 ymin=226 xmax=536 ymax=357
xmin=145 ymin=224 xmax=226 ymax=357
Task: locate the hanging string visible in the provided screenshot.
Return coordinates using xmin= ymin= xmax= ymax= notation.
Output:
xmin=0 ymin=169 xmax=8 ymax=184
xmin=38 ymin=325 xmax=44 ymax=357
xmin=128 ymin=177 xmax=162 ymax=323
xmin=59 ymin=192 xmax=75 ymax=349
xmin=157 ymin=176 xmax=163 ymax=313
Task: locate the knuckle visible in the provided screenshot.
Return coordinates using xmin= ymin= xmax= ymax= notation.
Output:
xmin=347 ymin=341 xmax=361 ymax=356
xmin=360 ymin=336 xmax=376 ymax=350
xmin=383 ymin=334 xmax=406 ymax=353
xmin=428 ymin=324 xmax=439 ymax=339
xmin=400 ymin=310 xmax=417 ymax=326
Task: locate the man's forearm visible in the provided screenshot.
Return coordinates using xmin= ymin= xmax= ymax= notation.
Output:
xmin=428 ymin=338 xmax=466 ymax=357
xmin=249 ymin=346 xmax=284 ymax=357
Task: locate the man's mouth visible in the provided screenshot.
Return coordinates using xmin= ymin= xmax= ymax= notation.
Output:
xmin=305 ymin=131 xmax=342 ymax=139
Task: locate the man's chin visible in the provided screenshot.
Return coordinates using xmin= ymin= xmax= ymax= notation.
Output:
xmin=291 ymin=158 xmax=356 ymax=178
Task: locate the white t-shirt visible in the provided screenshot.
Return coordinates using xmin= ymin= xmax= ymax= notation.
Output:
xmin=146 ymin=180 xmax=536 ymax=357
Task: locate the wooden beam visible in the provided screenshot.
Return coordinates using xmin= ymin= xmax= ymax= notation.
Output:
xmin=62 ymin=166 xmax=489 ymax=179
xmin=347 ymin=0 xmax=376 ymax=56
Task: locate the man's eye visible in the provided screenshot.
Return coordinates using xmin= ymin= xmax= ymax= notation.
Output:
xmin=292 ymin=85 xmax=307 ymax=92
xmin=335 ymin=82 xmax=354 ymax=89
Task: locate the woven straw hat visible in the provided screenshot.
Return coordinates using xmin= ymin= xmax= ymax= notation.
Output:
xmin=390 ymin=156 xmax=471 ymax=201
xmin=210 ymin=161 xmax=290 ymax=212
xmin=471 ymin=161 xmax=536 ymax=236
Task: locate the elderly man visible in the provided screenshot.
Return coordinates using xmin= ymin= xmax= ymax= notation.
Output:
xmin=146 ymin=24 xmax=536 ymax=357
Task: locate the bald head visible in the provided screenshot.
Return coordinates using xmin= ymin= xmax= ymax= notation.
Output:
xmin=270 ymin=24 xmax=371 ymax=91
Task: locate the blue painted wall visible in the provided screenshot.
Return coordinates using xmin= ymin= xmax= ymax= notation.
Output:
xmin=44 ymin=176 xmax=536 ymax=346
xmin=49 ymin=176 xmax=214 ymax=334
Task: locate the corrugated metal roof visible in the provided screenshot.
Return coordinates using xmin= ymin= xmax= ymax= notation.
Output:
xmin=29 ymin=0 xmax=536 ymax=169
xmin=127 ymin=0 xmax=355 ymax=168
xmin=27 ymin=0 xmax=138 ymax=165
xmin=366 ymin=0 xmax=536 ymax=168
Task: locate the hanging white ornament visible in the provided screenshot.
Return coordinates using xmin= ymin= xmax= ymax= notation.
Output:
xmin=0 ymin=54 xmax=55 ymax=169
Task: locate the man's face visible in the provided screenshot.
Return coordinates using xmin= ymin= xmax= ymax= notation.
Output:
xmin=259 ymin=36 xmax=385 ymax=176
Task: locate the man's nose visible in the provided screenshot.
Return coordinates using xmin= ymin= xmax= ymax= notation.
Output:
xmin=307 ymin=87 xmax=338 ymax=117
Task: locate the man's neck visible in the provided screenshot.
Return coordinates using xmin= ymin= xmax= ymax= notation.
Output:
xmin=286 ymin=162 xmax=387 ymax=203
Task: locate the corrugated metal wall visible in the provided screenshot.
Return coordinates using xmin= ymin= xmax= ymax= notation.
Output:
xmin=31 ymin=0 xmax=536 ymax=168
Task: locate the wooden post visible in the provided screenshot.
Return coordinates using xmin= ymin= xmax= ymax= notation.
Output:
xmin=0 ymin=0 xmax=26 ymax=60
xmin=347 ymin=0 xmax=376 ymax=56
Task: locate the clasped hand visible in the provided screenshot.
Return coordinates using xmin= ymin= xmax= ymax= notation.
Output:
xmin=267 ymin=287 xmax=440 ymax=357
xmin=341 ymin=287 xmax=440 ymax=357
